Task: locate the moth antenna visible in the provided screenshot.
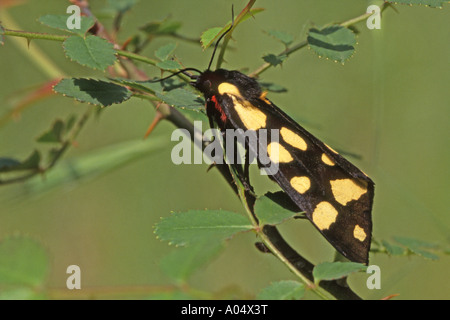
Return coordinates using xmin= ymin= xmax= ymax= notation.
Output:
xmin=207 ymin=5 xmax=235 ymax=71
xmin=149 ymin=68 xmax=202 ymax=83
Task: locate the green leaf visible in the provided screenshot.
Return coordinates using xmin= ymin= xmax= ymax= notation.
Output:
xmin=0 ymin=236 xmax=49 ymax=287
xmin=408 ymin=249 xmax=439 ymax=260
xmin=36 ymin=119 xmax=65 ymax=143
xmin=140 ymin=19 xmax=182 ymax=36
xmin=112 ymin=78 xmax=204 ymax=111
xmin=0 ymin=150 xmax=41 ymax=173
xmin=394 ymin=236 xmax=440 ymax=260
xmin=254 ymin=193 xmax=301 ymax=226
xmin=63 ymin=35 xmax=117 ymax=70
xmin=200 ymin=8 xmax=265 ymax=50
xmin=267 ymin=30 xmax=294 ymax=46
xmin=111 ymin=78 xmax=161 ymax=94
xmin=256 ymin=280 xmax=305 ymax=300
xmin=115 ymin=77 xmax=183 ymax=93
xmin=155 ymin=43 xmax=177 ymax=61
xmin=65 ymin=114 xmax=78 ymax=133
xmin=154 ymin=210 xmax=253 ymax=246
xmin=259 ymin=82 xmax=288 ymax=93
xmin=262 ymin=53 xmax=287 ymax=67
xmin=0 ymin=158 xmax=21 ymax=172
xmin=19 ymin=151 xmax=42 ymax=170
xmin=54 ymin=78 xmax=131 ymax=107
xmin=160 ymin=241 xmax=224 ymax=283
xmin=394 ymin=236 xmax=438 ymax=249
xmin=307 ymin=25 xmax=356 ymax=64
xmin=385 ymin=0 xmax=447 ymax=8
xmin=38 ymin=15 xmax=95 ymax=36
xmin=156 ymin=60 xmax=182 ymax=71
xmin=201 ymin=27 xmax=223 ymax=50
xmin=381 ymin=240 xmax=406 ymax=256
xmin=313 ymin=262 xmax=367 ymax=284
xmin=155 ymin=88 xmax=204 ymax=110
xmin=107 ymin=0 xmax=139 ymax=13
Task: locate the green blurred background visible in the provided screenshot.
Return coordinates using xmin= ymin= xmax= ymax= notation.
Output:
xmin=0 ymin=0 xmax=449 ymax=299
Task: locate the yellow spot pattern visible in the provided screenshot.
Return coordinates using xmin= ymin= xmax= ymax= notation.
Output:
xmin=312 ymin=201 xmax=338 ymax=230
xmin=267 ymin=142 xmax=293 ymax=163
xmin=325 ymin=143 xmax=339 ymax=154
xmin=353 ymin=225 xmax=367 ymax=242
xmin=321 ymin=153 xmax=335 ymax=166
xmin=330 ymin=179 xmax=368 ymax=206
xmin=218 ymin=82 xmax=242 ymax=97
xmin=290 ymin=176 xmax=311 ymax=194
xmin=280 ymin=127 xmax=308 ymax=151
xmin=233 ymin=97 xmax=267 ymax=130
xmin=218 ymin=83 xmax=267 ymax=131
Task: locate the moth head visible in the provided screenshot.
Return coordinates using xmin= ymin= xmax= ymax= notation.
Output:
xmin=194 ymin=70 xmax=227 ymax=97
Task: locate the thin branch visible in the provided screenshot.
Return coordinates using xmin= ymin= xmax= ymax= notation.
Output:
xmin=2 ymin=29 xmax=68 ymax=42
xmin=0 ymin=107 xmax=93 ymax=185
xmin=115 ymin=49 xmax=159 ymax=66
xmin=248 ymin=40 xmax=307 ymax=78
xmin=215 ymin=0 xmax=257 ymax=69
xmin=262 ymin=226 xmax=361 ymax=300
xmin=248 ymin=3 xmax=389 ymax=78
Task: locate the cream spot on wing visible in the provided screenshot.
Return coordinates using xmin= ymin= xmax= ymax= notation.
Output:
xmin=312 ymin=201 xmax=338 ymax=230
xmin=227 ymin=95 xmax=266 ymax=130
xmin=280 ymin=127 xmax=307 ymax=151
xmin=325 ymin=143 xmax=338 ymax=154
xmin=267 ymin=142 xmax=293 ymax=163
xmin=218 ymin=82 xmax=267 ymax=130
xmin=290 ymin=176 xmax=311 ymax=194
xmin=218 ymin=82 xmax=242 ymax=97
xmin=330 ymin=179 xmax=368 ymax=206
xmin=353 ymin=225 xmax=367 ymax=242
xmin=321 ymin=153 xmax=335 ymax=166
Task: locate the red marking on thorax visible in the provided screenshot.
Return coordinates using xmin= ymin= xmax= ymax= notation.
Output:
xmin=211 ymin=95 xmax=227 ymax=123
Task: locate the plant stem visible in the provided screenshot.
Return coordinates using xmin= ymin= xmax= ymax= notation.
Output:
xmin=1 ymin=12 xmax=66 ymax=79
xmin=215 ymin=0 xmax=257 ymax=69
xmin=116 ymin=49 xmax=158 ymax=66
xmin=340 ymin=12 xmax=373 ymax=28
xmin=0 ymin=107 xmax=93 ymax=185
xmin=248 ymin=40 xmax=307 ymax=77
xmin=3 ymin=29 xmax=68 ymax=42
xmin=2 ymin=28 xmax=158 ymax=68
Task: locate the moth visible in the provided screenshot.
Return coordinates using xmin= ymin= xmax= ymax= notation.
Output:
xmin=158 ymin=21 xmax=375 ymax=264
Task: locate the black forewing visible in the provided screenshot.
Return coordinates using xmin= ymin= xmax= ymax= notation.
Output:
xmin=218 ymin=93 xmax=374 ymax=263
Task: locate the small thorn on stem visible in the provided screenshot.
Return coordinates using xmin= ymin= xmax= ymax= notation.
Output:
xmin=121 ymin=36 xmax=134 ymax=50
xmin=144 ymin=107 xmax=164 ymax=139
xmin=206 ymin=162 xmax=217 ymax=173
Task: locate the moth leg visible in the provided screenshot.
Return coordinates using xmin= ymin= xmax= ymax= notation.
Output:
xmin=238 ymin=144 xmax=254 ymax=192
xmin=225 ymin=133 xmax=254 ymax=192
xmin=244 ymin=144 xmax=251 ymax=185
